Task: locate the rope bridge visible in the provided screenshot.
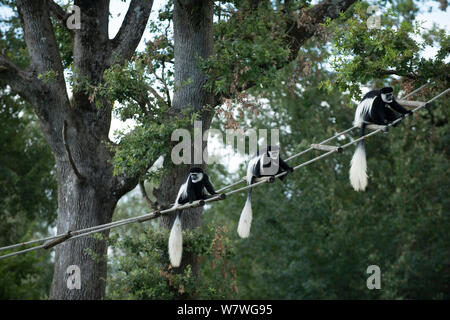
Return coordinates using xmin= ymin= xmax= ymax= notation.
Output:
xmin=0 ymin=83 xmax=448 ymax=260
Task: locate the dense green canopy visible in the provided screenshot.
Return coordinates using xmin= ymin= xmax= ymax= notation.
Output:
xmin=0 ymin=0 xmax=448 ymax=299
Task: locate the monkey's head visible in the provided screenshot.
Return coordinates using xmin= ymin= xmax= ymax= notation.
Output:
xmin=381 ymin=87 xmax=394 ymax=103
xmin=189 ymin=167 xmax=204 ymax=183
xmin=265 ymin=145 xmax=280 ymax=160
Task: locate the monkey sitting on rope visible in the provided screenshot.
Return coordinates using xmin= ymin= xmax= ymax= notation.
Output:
xmin=238 ymin=145 xmax=293 ymax=238
xmin=168 ymin=167 xmax=217 ymax=267
xmin=350 ymin=87 xmax=412 ymax=192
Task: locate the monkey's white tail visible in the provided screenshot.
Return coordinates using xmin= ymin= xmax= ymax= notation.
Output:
xmin=349 ymin=142 xmax=368 ymax=191
xmin=168 ymin=214 xmax=183 ymax=267
xmin=237 ymin=188 xmax=253 ymax=238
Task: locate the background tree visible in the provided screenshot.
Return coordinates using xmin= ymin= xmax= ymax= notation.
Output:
xmin=1 ymin=0 xmax=448 ymax=300
xmin=0 ymin=89 xmax=57 ymax=299
xmin=0 ymin=14 xmax=57 ymax=299
xmin=1 ymin=0 xmax=154 ymax=299
xmin=0 ymin=0 xmax=360 ymax=299
xmin=204 ymin=0 xmax=449 ymax=299
xmin=106 ymin=0 xmax=448 ymax=299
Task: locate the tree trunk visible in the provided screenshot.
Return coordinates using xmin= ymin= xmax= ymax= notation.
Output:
xmin=49 ymin=115 xmax=126 ymax=299
xmin=44 ymin=0 xmax=151 ymax=299
xmin=50 ymin=162 xmax=118 ymax=299
xmin=154 ymin=0 xmax=215 ymax=279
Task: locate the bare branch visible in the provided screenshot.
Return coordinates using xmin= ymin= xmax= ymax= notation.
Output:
xmin=108 ymin=0 xmax=154 ymax=66
xmin=17 ymin=0 xmax=66 ymax=78
xmin=0 ymin=54 xmax=39 ymax=102
xmin=48 ymin=0 xmax=70 ymax=29
xmin=377 ymin=69 xmax=418 ymax=79
xmin=286 ymin=0 xmax=357 ymax=60
xmin=148 ymin=86 xmax=170 ymax=108
xmin=139 ymin=180 xmax=160 ymax=209
xmin=159 ymin=57 xmax=172 ymax=108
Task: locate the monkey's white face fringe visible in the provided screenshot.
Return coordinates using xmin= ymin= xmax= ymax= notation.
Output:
xmin=190 ymin=172 xmax=203 ymax=183
xmin=381 ymin=93 xmax=393 ymax=103
xmin=168 ymin=215 xmax=183 ymax=267
xmin=350 ymin=143 xmax=368 ymax=191
xmin=237 ymin=196 xmax=252 ymax=238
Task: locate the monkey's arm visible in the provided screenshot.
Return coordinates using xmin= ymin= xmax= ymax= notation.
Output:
xmin=279 ymin=157 xmax=293 ymax=173
xmin=389 ymin=99 xmax=412 ymax=115
xmin=203 ymin=174 xmax=217 ymax=195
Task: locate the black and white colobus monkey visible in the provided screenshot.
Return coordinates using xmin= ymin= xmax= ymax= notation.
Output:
xmin=237 ymin=145 xmax=293 ymax=238
xmin=350 ymin=87 xmax=412 ymax=191
xmin=169 ymin=167 xmax=217 ymax=267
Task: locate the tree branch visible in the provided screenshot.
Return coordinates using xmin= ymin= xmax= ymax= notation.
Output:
xmin=17 ymin=0 xmax=66 ymax=79
xmin=113 ymin=174 xmax=140 ymax=200
xmin=139 ymin=180 xmax=160 ymax=209
xmin=148 ymin=86 xmax=170 ymax=108
xmin=0 ymin=54 xmax=39 ymax=102
xmin=48 ymin=0 xmax=70 ymax=30
xmin=108 ymin=0 xmax=154 ymax=66
xmin=285 ymin=0 xmax=357 ymax=61
xmin=11 ymin=0 xmax=72 ymax=157
xmin=159 ymin=57 xmax=172 ymax=108
xmin=377 ymin=69 xmax=418 ymax=79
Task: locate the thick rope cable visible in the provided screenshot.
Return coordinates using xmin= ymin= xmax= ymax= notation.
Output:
xmin=0 ymin=84 xmax=444 ymax=260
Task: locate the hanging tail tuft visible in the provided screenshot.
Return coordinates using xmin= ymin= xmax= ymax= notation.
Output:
xmin=237 ymin=182 xmax=253 ymax=238
xmin=349 ymin=124 xmax=368 ymax=191
xmin=168 ymin=214 xmax=183 ymax=267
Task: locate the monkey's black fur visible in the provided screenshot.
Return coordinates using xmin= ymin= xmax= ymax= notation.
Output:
xmin=237 ymin=145 xmax=293 ymax=238
xmin=176 ymin=167 xmax=216 ymax=205
xmin=350 ymin=87 xmax=412 ymax=192
xmin=248 ymin=145 xmax=293 ymax=182
xmin=359 ymin=87 xmax=412 ymax=127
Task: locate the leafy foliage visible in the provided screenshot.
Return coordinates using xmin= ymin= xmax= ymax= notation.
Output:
xmin=323 ymin=1 xmax=449 ymax=99
xmin=0 ymin=0 xmax=448 ymax=300
xmin=106 ymin=194 xmax=238 ymax=299
xmin=204 ymin=60 xmax=449 ymax=299
xmin=0 ymin=91 xmax=57 ymax=299
xmin=104 ymin=0 xmax=449 ymax=300
xmin=205 ymin=1 xmax=292 ymax=95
